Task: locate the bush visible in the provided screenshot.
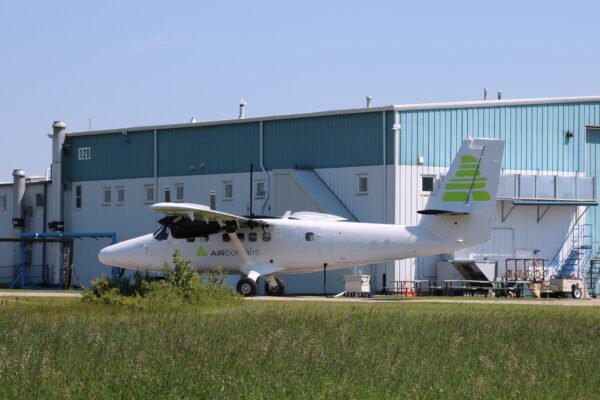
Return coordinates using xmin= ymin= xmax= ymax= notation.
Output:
xmin=82 ymin=251 xmax=240 ymax=308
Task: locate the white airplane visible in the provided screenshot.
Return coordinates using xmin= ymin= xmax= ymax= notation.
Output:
xmin=98 ymin=137 xmax=504 ymax=296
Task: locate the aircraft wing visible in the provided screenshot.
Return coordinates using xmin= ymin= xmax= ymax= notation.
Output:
xmin=151 ymin=202 xmax=253 ymax=225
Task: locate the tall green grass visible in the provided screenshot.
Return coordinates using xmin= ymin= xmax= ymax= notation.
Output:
xmin=0 ymin=299 xmax=599 ymax=399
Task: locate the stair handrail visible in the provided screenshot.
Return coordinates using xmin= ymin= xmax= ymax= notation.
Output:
xmin=548 ymin=219 xmax=590 ymax=267
xmin=308 ymin=169 xmax=359 ymax=222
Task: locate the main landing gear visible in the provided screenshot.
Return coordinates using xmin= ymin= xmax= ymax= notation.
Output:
xmin=236 ymin=276 xmax=286 ymax=297
xmin=264 ymin=276 xmax=285 ymax=296
xmin=236 ymin=278 xmax=257 ymax=297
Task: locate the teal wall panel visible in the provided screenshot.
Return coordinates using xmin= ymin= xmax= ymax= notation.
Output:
xmin=65 ymin=130 xmax=154 ymax=182
xmin=264 ymin=113 xmax=383 ymax=170
xmin=157 ymin=123 xmax=260 ymax=177
xmin=399 ymin=102 xmax=600 ymax=172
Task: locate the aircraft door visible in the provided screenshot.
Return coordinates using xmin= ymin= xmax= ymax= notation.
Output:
xmin=283 ymin=225 xmax=324 ymax=265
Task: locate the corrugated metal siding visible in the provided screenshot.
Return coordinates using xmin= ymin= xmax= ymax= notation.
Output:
xmin=399 ymin=102 xmax=600 ymax=172
xmin=65 ymin=130 xmax=154 ymax=182
xmin=264 ymin=113 xmax=383 ymax=170
xmin=158 ymin=123 xmax=260 ymax=177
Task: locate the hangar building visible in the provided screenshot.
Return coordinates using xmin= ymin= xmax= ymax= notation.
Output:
xmin=1 ymin=96 xmax=599 ymax=294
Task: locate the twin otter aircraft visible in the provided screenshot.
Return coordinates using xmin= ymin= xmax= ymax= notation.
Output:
xmin=99 ymin=137 xmax=504 ymax=296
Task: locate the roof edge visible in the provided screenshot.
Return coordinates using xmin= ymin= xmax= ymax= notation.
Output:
xmin=66 ymin=95 xmax=600 ymax=137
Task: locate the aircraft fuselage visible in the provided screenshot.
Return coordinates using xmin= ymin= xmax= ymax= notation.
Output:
xmin=99 ymin=218 xmax=464 ymax=275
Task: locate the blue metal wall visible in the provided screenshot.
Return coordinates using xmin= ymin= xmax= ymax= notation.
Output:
xmin=264 ymin=113 xmax=384 ymax=170
xmin=399 ymin=102 xmax=600 ymax=171
xmin=64 ymin=101 xmax=600 ymax=182
xmin=157 ymin=123 xmax=260 ymax=177
xmin=65 ymin=130 xmax=154 ymax=182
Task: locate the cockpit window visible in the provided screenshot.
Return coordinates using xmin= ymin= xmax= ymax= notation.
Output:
xmin=154 ymin=225 xmax=169 ymax=241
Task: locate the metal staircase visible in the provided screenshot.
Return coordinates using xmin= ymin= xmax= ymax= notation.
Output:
xmin=550 ymin=224 xmax=593 ymax=279
xmin=587 ymin=258 xmax=600 ymax=297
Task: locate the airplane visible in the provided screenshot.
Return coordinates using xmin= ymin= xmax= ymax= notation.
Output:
xmin=98 ymin=137 xmax=504 ymax=296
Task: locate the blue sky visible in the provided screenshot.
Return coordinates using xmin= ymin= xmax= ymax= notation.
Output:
xmin=1 ymin=0 xmax=598 ymax=181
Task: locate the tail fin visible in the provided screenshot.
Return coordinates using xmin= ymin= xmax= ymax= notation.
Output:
xmin=419 ymin=137 xmax=505 ymax=246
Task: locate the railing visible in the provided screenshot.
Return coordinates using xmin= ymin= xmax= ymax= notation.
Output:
xmin=549 ymin=224 xmax=592 ymax=278
xmin=504 ymin=259 xmax=547 ymax=281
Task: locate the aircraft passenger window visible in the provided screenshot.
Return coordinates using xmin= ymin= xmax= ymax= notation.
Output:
xmin=305 ymin=232 xmax=315 ymax=241
xmin=248 ymin=232 xmax=257 ymax=242
xmin=237 ymin=233 xmax=245 ymax=241
xmin=262 ymin=232 xmax=271 ymax=242
xmin=186 ymin=238 xmax=195 ymax=243
xmin=222 ymin=233 xmax=231 ymax=242
xmin=199 ymin=236 xmax=209 ymax=242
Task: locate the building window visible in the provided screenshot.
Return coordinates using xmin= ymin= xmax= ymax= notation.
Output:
xmin=421 ymin=175 xmax=435 ymax=193
xmin=0 ymin=194 xmax=6 ymax=211
xmin=103 ymin=187 xmax=112 ymax=205
xmin=116 ymin=186 xmax=125 ymax=205
xmin=75 ymin=185 xmax=82 ymax=209
xmin=145 ymin=185 xmax=155 ymax=204
xmin=255 ymin=180 xmax=266 ymax=198
xmin=164 ymin=188 xmax=171 ymax=202
xmin=357 ymin=174 xmax=368 ymax=195
xmin=224 ymin=181 xmax=233 ymax=200
xmin=35 ymin=193 xmax=44 ymax=208
xmin=175 ymin=184 xmax=184 ymax=203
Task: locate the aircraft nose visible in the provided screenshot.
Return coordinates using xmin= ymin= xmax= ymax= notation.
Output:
xmin=98 ymin=242 xmax=132 ymax=267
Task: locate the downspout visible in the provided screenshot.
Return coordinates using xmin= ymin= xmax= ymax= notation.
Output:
xmin=392 ymin=111 xmax=401 ymax=279
xmin=42 ymin=180 xmax=48 ymax=284
xmin=154 ymin=129 xmax=158 ymax=219
xmin=382 ymin=110 xmax=388 ymax=290
xmin=260 ymin=121 xmax=271 ymax=215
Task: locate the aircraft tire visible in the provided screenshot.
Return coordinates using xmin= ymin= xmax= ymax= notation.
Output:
xmin=572 ymin=286 xmax=582 ymax=300
xmin=237 ymin=278 xmax=257 ymax=297
xmin=265 ymin=277 xmax=285 ymax=296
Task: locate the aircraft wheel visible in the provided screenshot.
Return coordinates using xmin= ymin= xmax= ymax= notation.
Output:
xmin=237 ymin=278 xmax=257 ymax=297
xmin=265 ymin=277 xmax=285 ymax=296
xmin=572 ymin=286 xmax=583 ymax=299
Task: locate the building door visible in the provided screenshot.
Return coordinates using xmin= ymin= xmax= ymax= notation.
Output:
xmin=586 ymin=128 xmax=600 ymax=256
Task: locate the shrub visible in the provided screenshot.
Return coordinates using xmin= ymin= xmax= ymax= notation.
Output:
xmin=82 ymin=251 xmax=240 ymax=308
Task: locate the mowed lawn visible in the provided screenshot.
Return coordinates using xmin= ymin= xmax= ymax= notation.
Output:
xmin=0 ymin=298 xmax=599 ymax=399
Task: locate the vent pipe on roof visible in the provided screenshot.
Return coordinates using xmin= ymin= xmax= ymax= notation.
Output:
xmin=497 ymin=91 xmax=502 ymax=100
xmin=239 ymin=99 xmax=247 ymax=119
xmin=366 ymin=96 xmax=373 ymax=108
xmin=483 ymin=88 xmax=488 ymax=101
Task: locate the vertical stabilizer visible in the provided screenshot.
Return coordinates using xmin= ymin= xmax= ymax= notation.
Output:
xmin=418 ymin=138 xmax=505 ymax=246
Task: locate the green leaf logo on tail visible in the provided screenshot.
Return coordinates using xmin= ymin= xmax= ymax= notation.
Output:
xmin=197 ymin=245 xmax=208 ymax=257
xmin=442 ymin=155 xmax=491 ymax=202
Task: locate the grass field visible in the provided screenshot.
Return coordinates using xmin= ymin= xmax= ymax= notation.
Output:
xmin=1 ymin=298 xmax=599 ymax=399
